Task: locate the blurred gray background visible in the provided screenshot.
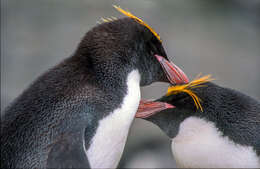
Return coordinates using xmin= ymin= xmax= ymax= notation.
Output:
xmin=1 ymin=0 xmax=260 ymax=168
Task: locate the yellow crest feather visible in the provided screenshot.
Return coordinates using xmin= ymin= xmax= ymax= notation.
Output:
xmin=113 ymin=5 xmax=162 ymax=42
xmin=166 ymin=74 xmax=214 ymax=112
xmin=99 ymin=16 xmax=118 ymax=23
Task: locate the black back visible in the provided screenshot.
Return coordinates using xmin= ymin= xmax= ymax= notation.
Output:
xmin=146 ymin=82 xmax=260 ymax=156
xmin=1 ymin=18 xmax=170 ymax=168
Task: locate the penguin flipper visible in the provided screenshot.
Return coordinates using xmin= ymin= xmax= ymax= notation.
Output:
xmin=46 ymin=132 xmax=90 ymax=169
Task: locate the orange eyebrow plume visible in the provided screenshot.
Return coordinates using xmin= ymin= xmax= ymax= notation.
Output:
xmin=166 ymin=74 xmax=214 ymax=112
xmin=113 ymin=5 xmax=162 ymax=42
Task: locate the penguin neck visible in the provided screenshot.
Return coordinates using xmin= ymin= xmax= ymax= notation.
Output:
xmin=95 ymin=69 xmax=130 ymax=94
xmin=86 ymin=70 xmax=141 ymax=168
xmin=147 ymin=107 xmax=192 ymax=139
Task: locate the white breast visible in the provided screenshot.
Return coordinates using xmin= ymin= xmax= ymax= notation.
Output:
xmin=171 ymin=116 xmax=260 ymax=168
xmin=86 ymin=70 xmax=141 ymax=168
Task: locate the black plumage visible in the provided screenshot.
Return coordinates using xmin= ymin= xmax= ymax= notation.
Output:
xmin=1 ymin=17 xmax=171 ymax=168
xmin=146 ymin=82 xmax=260 ymax=156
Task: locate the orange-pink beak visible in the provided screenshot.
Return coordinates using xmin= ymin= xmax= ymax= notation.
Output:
xmin=136 ymin=55 xmax=189 ymax=118
xmin=155 ymin=54 xmax=189 ymax=84
xmin=135 ymin=100 xmax=174 ymax=118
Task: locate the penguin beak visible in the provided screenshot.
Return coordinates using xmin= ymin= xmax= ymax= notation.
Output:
xmin=136 ymin=55 xmax=187 ymax=118
xmin=135 ymin=100 xmax=175 ymax=118
xmin=155 ymin=54 xmax=189 ymax=84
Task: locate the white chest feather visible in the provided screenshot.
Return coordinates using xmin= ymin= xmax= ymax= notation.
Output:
xmin=171 ymin=116 xmax=260 ymax=168
xmin=86 ymin=70 xmax=141 ymax=168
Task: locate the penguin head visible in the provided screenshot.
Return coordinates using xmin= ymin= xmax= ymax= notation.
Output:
xmin=74 ymin=7 xmax=188 ymax=87
xmin=135 ymin=77 xmax=214 ymax=138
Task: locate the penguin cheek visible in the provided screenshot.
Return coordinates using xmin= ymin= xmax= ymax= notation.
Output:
xmin=137 ymin=50 xmax=163 ymax=85
xmin=146 ymin=56 xmax=166 ymax=84
xmin=141 ymin=63 xmax=158 ymax=86
xmin=150 ymin=56 xmax=168 ymax=83
xmin=155 ymin=61 xmax=168 ymax=82
xmin=136 ymin=55 xmax=153 ymax=86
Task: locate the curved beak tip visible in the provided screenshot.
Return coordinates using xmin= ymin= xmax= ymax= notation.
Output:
xmin=135 ymin=100 xmax=175 ymax=118
xmin=165 ymin=103 xmax=175 ymax=109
